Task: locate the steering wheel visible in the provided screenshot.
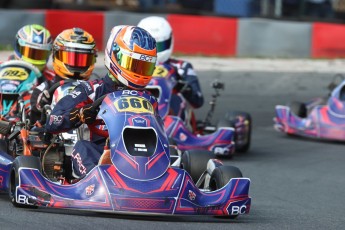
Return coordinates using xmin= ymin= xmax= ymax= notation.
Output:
xmin=85 ymin=95 xmax=109 ymax=138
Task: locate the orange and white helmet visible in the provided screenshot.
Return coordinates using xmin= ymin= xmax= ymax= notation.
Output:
xmin=105 ymin=25 xmax=157 ymax=89
xmin=53 ymin=28 xmax=97 ymax=80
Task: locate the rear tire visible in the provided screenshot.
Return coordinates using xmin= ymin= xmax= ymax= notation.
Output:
xmin=9 ymin=156 xmax=41 ymax=208
xmin=181 ymin=150 xmax=214 ymax=183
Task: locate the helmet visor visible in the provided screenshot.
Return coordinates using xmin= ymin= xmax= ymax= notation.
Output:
xmin=114 ymin=48 xmax=156 ymax=76
xmin=16 ymin=40 xmax=50 ymax=61
xmin=156 ymin=36 xmax=172 ymax=53
xmin=54 ymin=50 xmax=96 ymax=67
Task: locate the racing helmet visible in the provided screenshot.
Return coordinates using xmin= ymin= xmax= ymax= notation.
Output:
xmin=105 ymin=25 xmax=157 ymax=90
xmin=53 ymin=28 xmax=97 ymax=80
xmin=14 ymin=24 xmax=52 ymax=71
xmin=137 ymin=16 xmax=173 ymax=63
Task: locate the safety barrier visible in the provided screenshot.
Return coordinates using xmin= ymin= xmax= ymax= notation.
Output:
xmin=0 ymin=9 xmax=344 ymax=58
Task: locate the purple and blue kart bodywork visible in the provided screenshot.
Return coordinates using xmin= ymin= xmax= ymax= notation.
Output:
xmin=0 ymin=91 xmax=251 ymax=216
xmin=274 ymin=81 xmax=345 ymax=141
xmin=164 ymin=115 xmax=235 ymax=156
xmin=147 ymin=64 xmax=236 ymax=157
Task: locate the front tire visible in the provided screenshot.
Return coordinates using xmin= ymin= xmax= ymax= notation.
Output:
xmin=209 ymin=165 xmax=243 ymax=191
xmin=181 ymin=150 xmax=214 ymax=183
xmin=210 ymin=165 xmax=243 ymax=219
xmin=9 ymin=156 xmax=41 ymax=208
xmin=288 ymin=101 xmax=307 ymax=118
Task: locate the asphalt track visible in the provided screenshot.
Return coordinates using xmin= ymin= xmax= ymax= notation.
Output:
xmin=1 ymin=68 xmax=345 ymax=230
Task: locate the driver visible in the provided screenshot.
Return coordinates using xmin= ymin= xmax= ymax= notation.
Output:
xmin=30 ymin=28 xmax=97 ymax=125
xmin=45 ymin=25 xmax=157 ymax=178
xmin=138 ymin=16 xmax=204 ymax=115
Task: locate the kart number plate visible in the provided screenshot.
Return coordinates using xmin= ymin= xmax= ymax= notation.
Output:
xmin=114 ymin=96 xmax=154 ymax=114
xmin=153 ymin=66 xmax=169 ymax=78
xmin=0 ymin=67 xmax=29 ymax=81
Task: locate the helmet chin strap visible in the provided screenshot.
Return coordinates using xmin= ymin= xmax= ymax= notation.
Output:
xmin=108 ymin=72 xmax=126 ymax=87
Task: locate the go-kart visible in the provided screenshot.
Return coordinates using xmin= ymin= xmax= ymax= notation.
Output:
xmin=0 ymin=90 xmax=251 ymax=217
xmin=146 ymin=64 xmax=251 ymax=157
xmin=0 ymin=60 xmax=41 ymax=153
xmin=0 ymin=60 xmax=40 ymax=123
xmin=274 ymin=74 xmax=345 ymax=141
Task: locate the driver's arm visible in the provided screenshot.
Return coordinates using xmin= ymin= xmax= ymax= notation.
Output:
xmin=178 ymin=61 xmax=204 ymax=109
xmin=45 ymin=84 xmax=92 ymax=134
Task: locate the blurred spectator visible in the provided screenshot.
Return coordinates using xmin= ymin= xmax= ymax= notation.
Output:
xmin=139 ymin=0 xmax=181 ymax=10
xmin=179 ymin=0 xmax=213 ymax=11
xmin=333 ymin=0 xmax=345 ymax=20
xmin=304 ymin=0 xmax=334 ymax=18
xmin=282 ymin=0 xmax=301 ymax=17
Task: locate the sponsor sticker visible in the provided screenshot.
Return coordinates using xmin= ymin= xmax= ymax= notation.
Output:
xmin=188 ymin=190 xmax=196 ymax=201
xmin=49 ymin=115 xmax=63 ymax=125
xmin=179 ymin=133 xmax=187 ymax=142
xmin=85 ymin=184 xmax=95 ymax=196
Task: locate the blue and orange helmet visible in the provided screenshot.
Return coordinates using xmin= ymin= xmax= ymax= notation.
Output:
xmin=105 ymin=25 xmax=157 ymax=90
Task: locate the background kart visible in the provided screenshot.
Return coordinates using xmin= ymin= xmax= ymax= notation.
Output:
xmin=0 ymin=90 xmax=251 ymax=217
xmin=0 ymin=60 xmax=41 ymax=153
xmin=146 ymin=64 xmax=252 ymax=157
xmin=0 ymin=60 xmax=40 ymax=122
xmin=274 ymin=76 xmax=345 ymax=141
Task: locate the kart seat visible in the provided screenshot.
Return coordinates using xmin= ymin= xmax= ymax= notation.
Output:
xmin=98 ymin=149 xmax=111 ymax=165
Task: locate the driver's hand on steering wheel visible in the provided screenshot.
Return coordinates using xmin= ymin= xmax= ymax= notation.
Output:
xmin=79 ymin=104 xmax=99 ymax=124
xmin=174 ymin=80 xmax=192 ymax=94
xmin=37 ymin=90 xmax=52 ymax=112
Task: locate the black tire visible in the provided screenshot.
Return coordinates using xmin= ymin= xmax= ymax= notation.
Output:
xmin=224 ymin=111 xmax=252 ymax=153
xmin=0 ymin=139 xmax=8 ymax=153
xmin=210 ymin=165 xmax=243 ymax=219
xmin=168 ymin=138 xmax=178 ymax=156
xmin=9 ymin=156 xmax=41 ymax=208
xmin=209 ymin=165 xmax=243 ymax=191
xmin=181 ymin=150 xmax=214 ymax=183
xmin=288 ymin=101 xmax=307 ymax=118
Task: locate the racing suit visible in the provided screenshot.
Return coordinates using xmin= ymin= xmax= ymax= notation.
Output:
xmin=45 ymin=74 xmax=127 ymax=177
xmin=166 ymin=58 xmax=204 ymax=120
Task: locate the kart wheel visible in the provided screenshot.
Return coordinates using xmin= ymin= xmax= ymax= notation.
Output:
xmin=288 ymin=101 xmax=307 ymax=118
xmin=9 ymin=156 xmax=41 ymax=208
xmin=181 ymin=150 xmax=214 ymax=183
xmin=209 ymin=165 xmax=243 ymax=191
xmin=224 ymin=111 xmax=252 ymax=153
xmin=168 ymin=138 xmax=178 ymax=156
xmin=0 ymin=139 xmax=8 ymax=153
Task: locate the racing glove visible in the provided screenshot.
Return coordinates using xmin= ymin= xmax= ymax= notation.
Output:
xmin=79 ymin=104 xmax=99 ymax=125
xmin=36 ymin=90 xmax=52 ymax=112
xmin=174 ymin=80 xmax=192 ymax=93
